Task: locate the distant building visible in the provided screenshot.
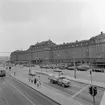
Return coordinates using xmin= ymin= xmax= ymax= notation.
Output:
xmin=10 ymin=32 xmax=105 ymax=66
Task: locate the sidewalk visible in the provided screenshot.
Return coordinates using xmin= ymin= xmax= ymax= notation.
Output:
xmin=10 ymin=71 xmax=82 ymax=105
xmin=35 ymin=70 xmax=105 ymax=88
xmin=100 ymin=92 xmax=105 ymax=105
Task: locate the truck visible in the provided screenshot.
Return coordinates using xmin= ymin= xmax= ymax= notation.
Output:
xmin=49 ymin=75 xmax=59 ymax=84
xmin=49 ymin=75 xmax=70 ymax=87
xmin=57 ymin=76 xmax=70 ymax=87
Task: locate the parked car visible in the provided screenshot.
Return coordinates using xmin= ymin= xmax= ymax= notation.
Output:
xmin=92 ymin=68 xmax=104 ymax=73
xmin=58 ymin=66 xmax=66 ymax=70
xmin=66 ymin=66 xmax=75 ymax=70
xmin=77 ymin=64 xmax=89 ymax=71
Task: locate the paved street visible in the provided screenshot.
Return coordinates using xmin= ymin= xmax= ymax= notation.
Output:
xmin=0 ymin=74 xmax=61 ymax=105
xmin=36 ymin=73 xmax=104 ymax=105
xmin=8 ymin=66 xmax=105 ymax=105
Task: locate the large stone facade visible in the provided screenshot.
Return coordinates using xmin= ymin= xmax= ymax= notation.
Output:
xmin=10 ymin=32 xmax=105 ymax=64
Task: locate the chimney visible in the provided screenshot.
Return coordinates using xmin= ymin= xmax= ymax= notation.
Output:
xmin=76 ymin=40 xmax=78 ymax=42
xmin=101 ymin=31 xmax=103 ymax=35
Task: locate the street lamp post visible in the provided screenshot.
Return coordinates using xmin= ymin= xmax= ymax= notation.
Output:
xmin=29 ymin=60 xmax=31 ymax=73
xmin=29 ymin=50 xmax=32 ymax=74
xmin=89 ymin=45 xmax=92 ymax=85
xmin=72 ymin=52 xmax=76 ymax=79
xmin=89 ymin=44 xmax=96 ymax=105
xmin=73 ymin=57 xmax=76 ymax=79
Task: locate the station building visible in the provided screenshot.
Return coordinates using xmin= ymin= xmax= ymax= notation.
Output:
xmin=10 ymin=32 xmax=105 ymax=67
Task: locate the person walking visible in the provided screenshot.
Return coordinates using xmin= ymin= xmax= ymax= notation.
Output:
xmin=31 ymin=76 xmax=33 ymax=83
xmin=36 ymin=79 xmax=39 ymax=87
xmin=34 ymin=77 xmax=37 ymax=85
xmin=38 ymin=79 xmax=41 ymax=86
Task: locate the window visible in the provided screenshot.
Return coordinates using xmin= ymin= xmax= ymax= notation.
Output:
xmin=91 ymin=41 xmax=94 ymax=43
xmin=76 ymin=44 xmax=78 ymax=46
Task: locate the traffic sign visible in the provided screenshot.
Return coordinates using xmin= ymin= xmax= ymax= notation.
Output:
xmin=89 ymin=86 xmax=93 ymax=95
xmin=93 ymin=86 xmax=97 ymax=96
xmin=89 ymin=86 xmax=97 ymax=96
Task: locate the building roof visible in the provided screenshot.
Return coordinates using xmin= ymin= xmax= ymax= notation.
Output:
xmin=90 ymin=31 xmax=105 ymax=40
xmin=27 ymin=39 xmax=56 ymax=51
xmin=11 ymin=31 xmax=105 ymax=54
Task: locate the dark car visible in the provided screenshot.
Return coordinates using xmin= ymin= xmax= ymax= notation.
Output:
xmin=66 ymin=66 xmax=75 ymax=70
xmin=92 ymin=68 xmax=104 ymax=73
xmin=0 ymin=70 xmax=6 ymax=77
xmin=77 ymin=64 xmax=89 ymax=71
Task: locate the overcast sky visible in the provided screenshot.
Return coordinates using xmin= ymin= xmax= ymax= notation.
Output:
xmin=0 ymin=0 xmax=105 ymax=56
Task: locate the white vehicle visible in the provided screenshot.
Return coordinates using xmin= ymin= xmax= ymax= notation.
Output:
xmin=29 ymin=70 xmax=36 ymax=76
xmin=48 ymin=74 xmax=54 ymax=80
xmin=49 ymin=75 xmax=59 ymax=83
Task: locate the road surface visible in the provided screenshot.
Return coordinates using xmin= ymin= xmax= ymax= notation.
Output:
xmin=0 ymin=75 xmax=61 ymax=105
xmin=37 ymin=73 xmax=105 ymax=105
xmin=5 ymin=66 xmax=105 ymax=105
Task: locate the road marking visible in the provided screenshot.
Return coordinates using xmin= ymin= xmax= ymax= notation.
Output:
xmin=74 ymin=96 xmax=93 ymax=105
xmin=0 ymin=83 xmax=10 ymax=105
xmin=14 ymin=78 xmax=59 ymax=105
xmin=71 ymin=85 xmax=90 ymax=98
xmin=43 ymin=83 xmax=83 ymax=105
xmin=0 ymin=87 xmax=2 ymax=91
xmin=11 ymin=72 xmax=93 ymax=105
xmin=9 ymin=82 xmax=35 ymax=105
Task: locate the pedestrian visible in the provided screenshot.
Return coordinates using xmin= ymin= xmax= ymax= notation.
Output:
xmin=31 ymin=79 xmax=33 ymax=83
xmin=34 ymin=78 xmax=37 ymax=85
xmin=38 ymin=76 xmax=40 ymax=81
xmin=39 ymin=79 xmax=41 ymax=86
xmin=31 ymin=76 xmax=33 ymax=83
xmin=36 ymin=79 xmax=39 ymax=87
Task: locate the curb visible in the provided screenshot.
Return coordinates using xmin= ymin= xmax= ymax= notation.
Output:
xmin=35 ymin=71 xmax=105 ymax=88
